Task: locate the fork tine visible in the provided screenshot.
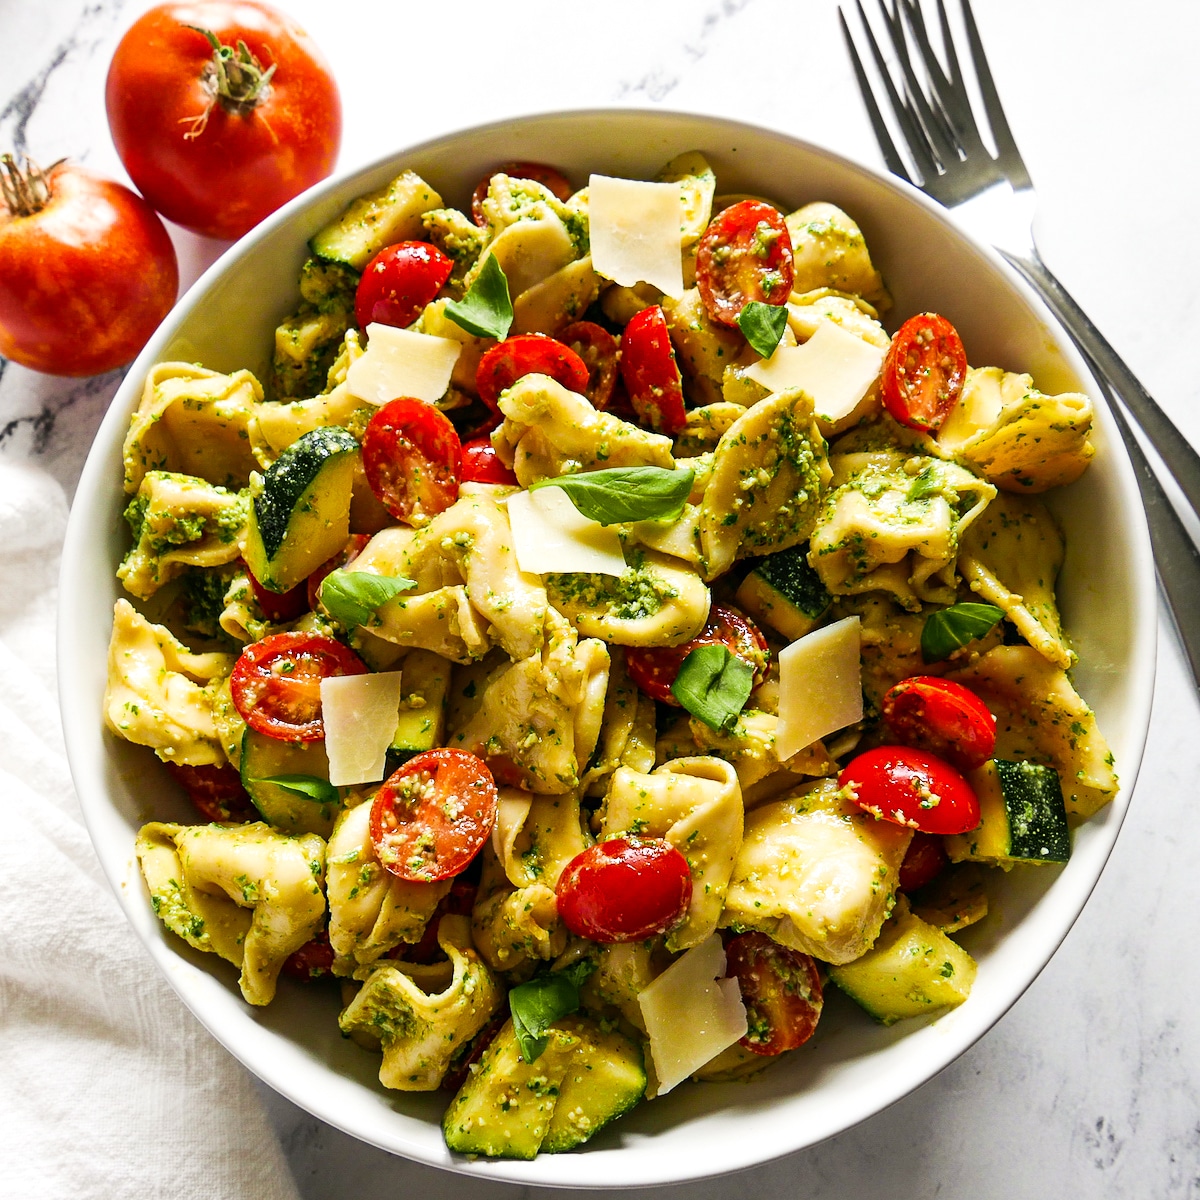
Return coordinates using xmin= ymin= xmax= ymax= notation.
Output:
xmin=839 ymin=8 xmax=914 ymax=183
xmin=959 ymin=0 xmax=1034 ymax=188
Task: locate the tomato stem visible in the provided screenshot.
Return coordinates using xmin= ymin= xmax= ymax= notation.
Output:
xmin=0 ymin=153 xmax=59 ymax=218
xmin=181 ymin=27 xmax=276 ymax=140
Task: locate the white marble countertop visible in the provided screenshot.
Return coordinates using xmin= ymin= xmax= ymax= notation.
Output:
xmin=4 ymin=1 xmax=1200 ymax=1196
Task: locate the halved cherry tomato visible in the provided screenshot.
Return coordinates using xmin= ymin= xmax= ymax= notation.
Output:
xmin=470 ymin=160 xmax=573 ymax=226
xmin=282 ymin=928 xmax=334 ymax=981
xmin=619 ymin=305 xmax=687 ymax=434
xmin=725 ymin=932 xmax=823 ymax=1056
xmin=460 ymin=436 xmax=518 ymax=485
xmin=244 ymin=560 xmax=308 ymax=623
xmin=556 ymin=837 xmax=692 ymax=943
xmin=164 ymin=761 xmax=255 ymax=823
xmin=475 ymin=333 xmax=589 ymax=415
xmin=626 ymin=604 xmax=769 ymax=706
xmin=840 ymin=745 xmax=980 ymax=835
xmin=559 ymin=320 xmax=619 ymax=409
xmin=880 ymin=312 xmax=967 ymax=432
xmin=695 ymin=199 xmax=793 ymax=328
xmin=361 ymin=398 xmax=462 ymax=523
xmin=370 ymin=749 xmax=498 ymax=883
xmin=306 ymin=533 xmax=371 ymax=611
xmin=882 ymin=675 xmax=996 ymax=771
xmin=898 ymin=832 xmax=950 ymax=892
xmin=354 ymin=241 xmax=452 ymax=331
xmin=229 ymin=631 xmax=367 ymax=742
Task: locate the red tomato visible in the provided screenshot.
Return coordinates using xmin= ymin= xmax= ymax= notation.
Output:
xmin=695 ymin=200 xmax=793 ymax=327
xmin=105 ymin=1 xmax=341 ymax=240
xmin=470 ymin=160 xmax=573 ymax=226
xmin=898 ymin=832 xmax=950 ymax=892
xmin=0 ymin=157 xmax=177 ymax=376
xmin=556 ymin=837 xmax=692 ymax=943
xmin=626 ymin=604 xmax=768 ymax=706
xmin=725 ymin=932 xmax=823 ymax=1056
xmin=475 ymin=334 xmax=590 ymax=415
xmin=882 ymin=675 xmax=996 ymax=771
xmin=559 ymin=320 xmax=620 ymax=410
xmin=164 ymin=761 xmax=255 ymax=823
xmin=840 ymin=745 xmax=981 ymax=835
xmin=282 ymin=928 xmax=334 ymax=981
xmin=880 ymin=313 xmax=967 ymax=432
xmin=244 ymin=559 xmax=308 ymax=622
xmin=305 ymin=533 xmax=370 ymax=611
xmin=229 ymin=631 xmax=366 ymax=742
xmin=370 ymin=749 xmax=498 ymax=883
xmin=361 ymin=398 xmax=462 ymax=523
xmin=354 ymin=241 xmax=452 ymax=331
xmin=619 ymin=305 xmax=687 ymax=435
xmin=460 ymin=436 xmax=518 ymax=485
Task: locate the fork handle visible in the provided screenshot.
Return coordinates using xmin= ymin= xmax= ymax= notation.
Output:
xmin=1000 ymin=249 xmax=1200 ymax=516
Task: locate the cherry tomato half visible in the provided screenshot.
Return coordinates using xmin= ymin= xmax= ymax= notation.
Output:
xmin=898 ymin=832 xmax=950 ymax=892
xmin=556 ymin=837 xmax=692 ymax=943
xmin=370 ymin=749 xmax=498 ymax=883
xmin=355 ymin=241 xmax=452 ymax=331
xmin=619 ymin=305 xmax=687 ymax=435
xmin=559 ymin=320 xmax=620 ymax=410
xmin=880 ymin=313 xmax=967 ymax=432
xmin=882 ymin=675 xmax=996 ymax=771
xmin=106 ymin=0 xmax=342 ymax=240
xmin=229 ymin=631 xmax=366 ymax=742
xmin=626 ymin=604 xmax=769 ymax=706
xmin=282 ymin=928 xmax=334 ymax=981
xmin=695 ymin=199 xmax=793 ymax=328
xmin=0 ymin=158 xmax=178 ymax=376
xmin=460 ymin=436 xmax=518 ymax=485
xmin=164 ymin=761 xmax=255 ymax=823
xmin=244 ymin=559 xmax=308 ymax=622
xmin=361 ymin=398 xmax=462 ymax=524
xmin=725 ymin=932 xmax=823 ymax=1056
xmin=475 ymin=333 xmax=590 ymax=415
xmin=470 ymin=160 xmax=573 ymax=226
xmin=306 ymin=533 xmax=371 ymax=611
xmin=840 ymin=745 xmax=980 ymax=835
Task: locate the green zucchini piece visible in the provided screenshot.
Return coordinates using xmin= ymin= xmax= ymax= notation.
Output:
xmin=735 ymin=543 xmax=831 ymax=641
xmin=310 ymin=170 xmax=444 ymax=270
xmin=946 ymin=759 xmax=1071 ymax=866
xmin=442 ymin=1015 xmax=646 ymax=1159
xmin=829 ymin=899 xmax=976 ymax=1026
xmin=390 ymin=650 xmax=450 ymax=756
xmin=243 ymin=426 xmax=359 ymax=593
xmin=239 ymin=728 xmax=339 ymax=837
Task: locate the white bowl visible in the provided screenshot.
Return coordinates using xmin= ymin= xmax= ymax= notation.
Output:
xmin=58 ymin=109 xmax=1156 ymax=1188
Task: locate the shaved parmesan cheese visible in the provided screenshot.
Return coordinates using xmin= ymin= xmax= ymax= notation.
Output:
xmin=745 ymin=320 xmax=886 ymax=421
xmin=638 ymin=934 xmax=747 ymax=1095
xmin=506 ymin=487 xmax=627 ymax=577
xmin=321 ymin=671 xmax=404 ymax=787
xmin=775 ymin=616 xmax=863 ymax=761
xmin=588 ymin=175 xmax=685 ymax=298
xmin=346 ymin=323 xmax=461 ymax=405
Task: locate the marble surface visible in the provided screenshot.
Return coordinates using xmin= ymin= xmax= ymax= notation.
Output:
xmin=4 ymin=0 xmax=1200 ymax=1195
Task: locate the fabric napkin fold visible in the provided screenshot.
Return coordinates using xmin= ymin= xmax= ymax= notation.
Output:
xmin=0 ymin=460 xmax=301 ymax=1200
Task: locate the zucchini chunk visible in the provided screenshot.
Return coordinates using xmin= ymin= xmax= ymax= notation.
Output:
xmin=240 ymin=729 xmax=339 ymax=838
xmin=735 ymin=543 xmax=832 ymax=642
xmin=310 ymin=170 xmax=444 ymax=270
xmin=243 ymin=426 xmax=359 ymax=593
xmin=828 ymin=899 xmax=976 ymax=1025
xmin=389 ymin=649 xmax=450 ymax=760
xmin=946 ymin=759 xmax=1071 ymax=866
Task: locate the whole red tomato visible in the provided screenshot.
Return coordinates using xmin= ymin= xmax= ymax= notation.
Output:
xmin=0 ymin=156 xmax=178 ymax=376
xmin=106 ymin=1 xmax=341 ymax=240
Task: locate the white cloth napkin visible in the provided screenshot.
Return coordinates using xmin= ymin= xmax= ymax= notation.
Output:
xmin=0 ymin=460 xmax=301 ymax=1200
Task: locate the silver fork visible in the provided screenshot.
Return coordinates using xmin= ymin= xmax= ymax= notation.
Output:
xmin=842 ymin=0 xmax=1200 ymax=687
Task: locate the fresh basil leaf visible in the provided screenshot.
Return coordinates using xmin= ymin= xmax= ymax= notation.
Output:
xmin=444 ymin=254 xmax=513 ymax=341
xmin=670 ymin=643 xmax=754 ymax=731
xmin=508 ymin=960 xmax=596 ymax=1063
xmin=319 ymin=569 xmax=417 ymax=630
xmin=257 ymin=774 xmax=339 ymax=805
xmin=530 ymin=466 xmax=695 ymax=526
xmin=737 ymin=300 xmax=788 ymax=359
xmin=921 ymin=602 xmax=1005 ymax=662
